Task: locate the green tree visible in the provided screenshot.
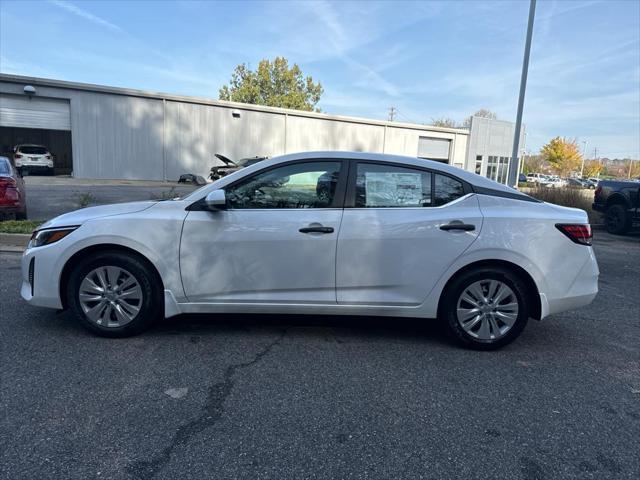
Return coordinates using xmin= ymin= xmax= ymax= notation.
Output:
xmin=462 ymin=109 xmax=497 ymax=128
xmin=219 ymin=57 xmax=323 ymax=112
xmin=540 ymin=137 xmax=583 ymax=177
xmin=431 ymin=117 xmax=458 ymax=128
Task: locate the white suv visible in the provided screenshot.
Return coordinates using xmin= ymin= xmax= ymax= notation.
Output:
xmin=13 ymin=144 xmax=54 ymax=175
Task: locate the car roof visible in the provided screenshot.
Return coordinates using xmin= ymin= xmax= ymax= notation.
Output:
xmin=270 ymin=151 xmax=519 ymax=194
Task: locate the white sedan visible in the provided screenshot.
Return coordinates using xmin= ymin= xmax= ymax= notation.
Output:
xmin=21 ymin=152 xmax=598 ymax=349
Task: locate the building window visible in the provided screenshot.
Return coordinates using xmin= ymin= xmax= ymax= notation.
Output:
xmin=475 ymin=155 xmax=483 ymax=175
xmin=486 ymin=155 xmax=498 ymax=181
xmin=484 ymin=156 xmax=511 ymax=184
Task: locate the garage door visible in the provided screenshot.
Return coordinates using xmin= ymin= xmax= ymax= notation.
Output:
xmin=0 ymin=94 xmax=71 ymax=131
xmin=417 ymin=136 xmax=451 ymax=162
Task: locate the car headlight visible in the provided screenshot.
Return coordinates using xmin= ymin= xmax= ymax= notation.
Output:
xmin=29 ymin=227 xmax=77 ymax=248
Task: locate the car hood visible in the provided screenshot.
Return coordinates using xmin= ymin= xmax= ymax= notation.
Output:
xmin=38 ymin=201 xmax=157 ymax=229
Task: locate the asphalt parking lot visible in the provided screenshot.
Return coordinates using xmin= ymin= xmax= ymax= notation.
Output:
xmin=23 ymin=176 xmax=199 ymax=221
xmin=1 ymin=232 xmax=639 ymax=480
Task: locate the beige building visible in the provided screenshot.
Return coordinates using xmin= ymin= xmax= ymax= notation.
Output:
xmin=0 ymin=74 xmax=518 ymax=183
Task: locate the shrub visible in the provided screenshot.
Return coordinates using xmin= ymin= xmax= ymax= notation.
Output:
xmin=524 ymin=186 xmax=599 ymax=223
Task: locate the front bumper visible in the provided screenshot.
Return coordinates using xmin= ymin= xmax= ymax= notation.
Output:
xmin=21 ymin=246 xmax=64 ymax=309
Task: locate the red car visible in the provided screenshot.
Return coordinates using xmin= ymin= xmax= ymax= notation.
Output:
xmin=0 ymin=156 xmax=27 ymax=220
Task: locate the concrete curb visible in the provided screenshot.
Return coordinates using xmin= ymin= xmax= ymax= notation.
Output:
xmin=0 ymin=233 xmax=30 ymax=252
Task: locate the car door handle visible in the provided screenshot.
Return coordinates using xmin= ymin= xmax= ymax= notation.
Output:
xmin=440 ymin=222 xmax=475 ymax=231
xmin=299 ymin=226 xmax=334 ymax=234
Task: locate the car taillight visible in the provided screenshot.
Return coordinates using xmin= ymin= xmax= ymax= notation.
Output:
xmin=46 ymin=155 xmax=52 ymax=159
xmin=14 ymin=154 xmax=22 ymax=159
xmin=0 ymin=177 xmax=17 ymax=187
xmin=556 ymin=224 xmax=592 ymax=246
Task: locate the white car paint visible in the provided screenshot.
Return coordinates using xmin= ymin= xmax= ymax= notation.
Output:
xmin=21 ymin=151 xmax=598 ymax=326
xmin=13 ymin=144 xmax=54 ymax=172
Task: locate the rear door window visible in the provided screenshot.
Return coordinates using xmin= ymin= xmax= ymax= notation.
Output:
xmin=355 ymin=163 xmax=432 ymax=208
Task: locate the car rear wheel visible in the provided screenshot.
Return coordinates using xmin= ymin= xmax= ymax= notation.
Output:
xmin=441 ymin=267 xmax=530 ymax=350
xmin=66 ymin=251 xmax=162 ymax=337
xmin=604 ymin=204 xmax=630 ymax=235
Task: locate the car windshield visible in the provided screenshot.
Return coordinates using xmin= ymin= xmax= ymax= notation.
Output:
xmin=19 ymin=146 xmax=47 ymax=155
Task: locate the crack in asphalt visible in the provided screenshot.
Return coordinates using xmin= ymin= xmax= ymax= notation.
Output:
xmin=126 ymin=331 xmax=286 ymax=479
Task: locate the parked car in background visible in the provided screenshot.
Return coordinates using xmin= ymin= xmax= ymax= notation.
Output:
xmin=545 ymin=176 xmax=568 ymax=188
xmin=518 ymin=173 xmax=527 ymax=183
xmin=593 ymin=180 xmax=640 ymax=234
xmin=13 ymin=144 xmax=54 ymax=176
xmin=581 ymin=178 xmax=597 ymax=189
xmin=209 ymin=154 xmax=268 ymax=180
xmin=566 ymin=178 xmax=586 ymax=188
xmin=0 ymin=156 xmax=27 ymax=220
xmin=526 ymin=173 xmax=549 ymax=184
xmin=21 ymin=151 xmax=598 ymax=350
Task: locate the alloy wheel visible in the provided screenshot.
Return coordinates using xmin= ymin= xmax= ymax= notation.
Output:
xmin=456 ymin=279 xmax=519 ymax=341
xmin=78 ymin=266 xmax=143 ymax=328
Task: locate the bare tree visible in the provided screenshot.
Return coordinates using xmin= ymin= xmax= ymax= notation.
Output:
xmin=430 ymin=117 xmax=458 ymax=128
xmin=462 ymin=109 xmax=498 ymax=129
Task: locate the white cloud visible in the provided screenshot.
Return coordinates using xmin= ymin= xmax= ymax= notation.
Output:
xmin=49 ymin=0 xmax=123 ymax=32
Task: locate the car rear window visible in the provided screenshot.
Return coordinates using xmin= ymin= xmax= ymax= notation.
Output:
xmin=0 ymin=159 xmax=11 ymax=175
xmin=19 ymin=146 xmax=47 ymax=155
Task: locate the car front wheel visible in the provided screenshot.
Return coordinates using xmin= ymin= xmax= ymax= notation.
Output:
xmin=441 ymin=267 xmax=530 ymax=350
xmin=67 ymin=251 xmax=162 ymax=337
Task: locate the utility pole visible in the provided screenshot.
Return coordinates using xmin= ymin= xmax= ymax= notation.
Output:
xmin=388 ymin=107 xmax=396 ymax=122
xmin=508 ymin=0 xmax=536 ymax=187
xmin=580 ymin=140 xmax=588 ymax=178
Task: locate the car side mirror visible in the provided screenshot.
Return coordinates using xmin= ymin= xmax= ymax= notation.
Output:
xmin=204 ymin=189 xmax=226 ymax=210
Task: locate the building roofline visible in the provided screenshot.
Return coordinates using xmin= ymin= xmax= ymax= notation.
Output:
xmin=0 ymin=73 xmax=468 ymax=135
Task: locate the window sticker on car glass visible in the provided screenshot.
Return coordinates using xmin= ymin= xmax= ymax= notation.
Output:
xmin=364 ymin=172 xmax=424 ymax=206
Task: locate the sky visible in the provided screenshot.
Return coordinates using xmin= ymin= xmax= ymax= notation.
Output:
xmin=0 ymin=0 xmax=639 ymax=158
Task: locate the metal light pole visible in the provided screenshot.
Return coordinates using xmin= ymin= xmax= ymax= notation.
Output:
xmin=508 ymin=0 xmax=537 ymax=187
xmin=580 ymin=140 xmax=588 ymax=178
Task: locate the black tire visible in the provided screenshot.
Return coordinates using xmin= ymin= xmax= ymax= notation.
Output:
xmin=440 ymin=267 xmax=530 ymax=350
xmin=15 ymin=208 xmax=27 ymax=220
xmin=604 ymin=204 xmax=630 ymax=235
xmin=66 ymin=251 xmax=162 ymax=337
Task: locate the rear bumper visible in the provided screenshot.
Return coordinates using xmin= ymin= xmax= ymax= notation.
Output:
xmin=17 ymin=164 xmax=53 ymax=172
xmin=540 ymin=249 xmax=599 ymax=319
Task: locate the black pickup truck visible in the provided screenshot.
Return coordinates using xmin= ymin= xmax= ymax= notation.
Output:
xmin=592 ymin=180 xmax=640 ymax=234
